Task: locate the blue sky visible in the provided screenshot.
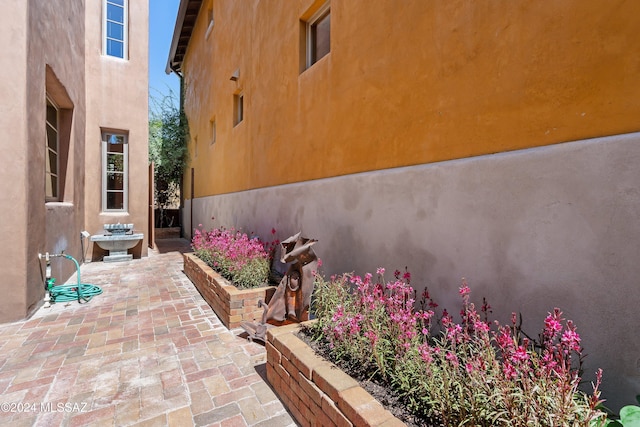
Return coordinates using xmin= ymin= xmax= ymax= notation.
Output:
xmin=149 ymin=0 xmax=181 ymax=105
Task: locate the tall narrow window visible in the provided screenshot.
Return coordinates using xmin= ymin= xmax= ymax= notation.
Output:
xmin=306 ymin=3 xmax=331 ymax=69
xmin=104 ymin=0 xmax=128 ymax=59
xmin=45 ymin=98 xmax=59 ymax=201
xmin=45 ymin=66 xmax=73 ymax=203
xmin=234 ymin=93 xmax=244 ymax=126
xmin=102 ymin=132 xmax=128 ymax=211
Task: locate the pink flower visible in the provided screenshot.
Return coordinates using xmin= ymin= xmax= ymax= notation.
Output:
xmin=545 ymin=312 xmax=563 ymax=335
xmin=376 ymin=267 xmax=385 ymax=275
xmin=474 ymin=320 xmax=490 ymax=334
xmin=445 ymin=351 xmax=459 ymax=367
xmin=364 ymin=330 xmax=378 ymax=345
xmin=447 ymin=324 xmax=463 ymax=342
xmin=561 ymin=328 xmax=581 ymax=353
xmin=459 ymin=284 xmax=470 ymax=297
xmin=511 ymin=346 xmax=529 ymax=363
xmin=441 ymin=309 xmax=450 ymax=325
xmin=495 ymin=326 xmax=514 ymax=351
xmin=418 ymin=343 xmax=433 ymax=364
xmin=421 ymin=310 xmax=434 ymax=320
xmin=331 ymin=305 xmax=344 ymax=322
xmin=503 ymin=362 xmax=517 ymax=379
xmin=541 ymin=351 xmax=558 ymax=373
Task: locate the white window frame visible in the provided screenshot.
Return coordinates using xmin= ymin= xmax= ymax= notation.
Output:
xmin=306 ymin=2 xmax=331 ymax=69
xmin=103 ymin=0 xmax=128 ymax=59
xmin=102 ymin=131 xmax=129 ymax=212
xmin=45 ymin=97 xmax=59 ymax=202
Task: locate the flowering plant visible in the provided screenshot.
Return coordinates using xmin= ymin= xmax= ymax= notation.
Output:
xmin=191 ymin=226 xmax=278 ymax=289
xmin=308 ymin=269 xmax=606 ymax=426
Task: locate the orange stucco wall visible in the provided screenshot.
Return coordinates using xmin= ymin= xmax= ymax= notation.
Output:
xmin=181 ymin=0 xmax=640 ymax=198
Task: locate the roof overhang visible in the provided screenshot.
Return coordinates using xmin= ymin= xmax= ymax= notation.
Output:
xmin=166 ymin=0 xmax=203 ymax=75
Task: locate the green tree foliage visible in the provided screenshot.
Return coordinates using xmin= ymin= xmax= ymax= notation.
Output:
xmin=149 ymin=91 xmax=189 ymax=227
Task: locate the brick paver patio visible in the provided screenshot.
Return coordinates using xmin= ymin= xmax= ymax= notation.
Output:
xmin=0 ymin=239 xmax=296 ymax=427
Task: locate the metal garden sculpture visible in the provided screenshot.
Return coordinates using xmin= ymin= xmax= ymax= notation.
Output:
xmin=241 ymin=232 xmax=318 ymax=343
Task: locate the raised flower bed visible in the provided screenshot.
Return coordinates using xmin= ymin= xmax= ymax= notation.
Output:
xmin=302 ymin=270 xmax=606 ymax=426
xmin=266 ymin=321 xmax=406 ymax=427
xmin=183 ymin=253 xmax=276 ymax=329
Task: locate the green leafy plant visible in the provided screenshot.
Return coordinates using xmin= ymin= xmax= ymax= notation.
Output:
xmin=149 ymin=90 xmax=189 ymax=228
xmin=593 ymin=396 xmax=640 ymax=427
xmin=308 ymin=269 xmax=605 ymax=426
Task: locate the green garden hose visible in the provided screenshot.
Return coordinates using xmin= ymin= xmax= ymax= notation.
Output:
xmin=47 ymin=254 xmax=103 ymax=303
xmin=50 ymin=282 xmax=103 ymax=303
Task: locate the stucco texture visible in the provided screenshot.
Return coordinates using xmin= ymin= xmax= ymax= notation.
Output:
xmin=0 ymin=0 xmax=149 ymax=322
xmin=0 ymin=1 xmax=30 ymax=322
xmin=84 ymin=0 xmax=150 ymax=260
xmin=0 ymin=0 xmax=88 ymax=322
xmin=187 ymin=133 xmax=640 ymax=411
xmin=181 ymin=0 xmax=640 ymax=197
xmin=177 ymin=0 xmax=640 ymax=410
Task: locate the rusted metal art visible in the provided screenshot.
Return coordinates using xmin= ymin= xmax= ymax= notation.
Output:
xmin=241 ymin=232 xmax=318 ymax=343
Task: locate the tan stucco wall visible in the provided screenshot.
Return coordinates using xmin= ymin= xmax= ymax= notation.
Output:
xmin=0 ymin=0 xmax=88 ymax=322
xmin=0 ymin=1 xmax=29 ymax=322
xmin=84 ymin=0 xmax=149 ymax=259
xmin=33 ymin=2 xmax=87 ymax=309
xmin=187 ymin=133 xmax=640 ymax=411
xmin=0 ymin=0 xmax=149 ymax=322
xmin=181 ymin=0 xmax=640 ymax=197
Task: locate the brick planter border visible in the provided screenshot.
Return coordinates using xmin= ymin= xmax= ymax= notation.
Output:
xmin=183 ymin=253 xmax=276 ymax=329
xmin=266 ymin=322 xmax=406 ymax=427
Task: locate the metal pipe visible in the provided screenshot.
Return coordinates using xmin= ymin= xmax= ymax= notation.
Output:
xmin=38 ymin=252 xmax=53 ymax=308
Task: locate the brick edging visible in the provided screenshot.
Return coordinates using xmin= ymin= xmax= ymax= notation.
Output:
xmin=266 ymin=322 xmax=406 ymax=427
xmin=183 ymin=253 xmax=276 ymax=329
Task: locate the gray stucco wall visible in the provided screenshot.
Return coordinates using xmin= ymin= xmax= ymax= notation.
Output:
xmin=186 ymin=132 xmax=640 ymax=410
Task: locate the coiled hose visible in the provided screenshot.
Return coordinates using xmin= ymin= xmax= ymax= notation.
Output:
xmin=47 ymin=254 xmax=103 ymax=303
